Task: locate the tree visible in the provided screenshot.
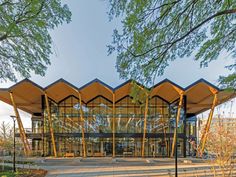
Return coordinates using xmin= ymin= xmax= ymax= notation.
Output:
xmin=0 ymin=121 xmax=24 ymax=156
xmin=107 ymin=0 xmax=236 ymax=87
xmin=0 ymin=121 xmax=12 ymax=140
xmin=0 ymin=121 xmax=13 ymax=152
xmin=205 ymin=118 xmax=236 ymax=176
xmin=0 ymin=0 xmax=71 ymax=82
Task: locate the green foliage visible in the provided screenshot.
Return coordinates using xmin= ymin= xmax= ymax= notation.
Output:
xmin=0 ymin=165 xmax=13 ymax=172
xmin=108 ymin=0 xmax=236 ymax=88
xmin=129 ymin=80 xmax=149 ymax=105
xmin=0 ymin=172 xmax=16 ymax=177
xmin=0 ymin=0 xmax=71 ymax=82
xmin=219 ymin=67 xmax=236 ymax=90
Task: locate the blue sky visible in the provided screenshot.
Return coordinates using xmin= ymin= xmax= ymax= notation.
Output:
xmin=0 ymin=0 xmax=235 ymax=127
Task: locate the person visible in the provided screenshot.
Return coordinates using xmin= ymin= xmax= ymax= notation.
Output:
xmin=189 ymin=137 xmax=197 ymax=157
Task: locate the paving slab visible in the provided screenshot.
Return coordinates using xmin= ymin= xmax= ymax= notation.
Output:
xmin=2 ymin=157 xmax=234 ymax=177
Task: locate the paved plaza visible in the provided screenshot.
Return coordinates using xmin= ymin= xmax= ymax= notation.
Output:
xmin=35 ymin=157 xmax=225 ymax=177
xmin=2 ymin=157 xmax=235 ymax=176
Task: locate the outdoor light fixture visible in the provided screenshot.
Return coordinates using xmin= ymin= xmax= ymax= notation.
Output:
xmin=171 ymin=113 xmax=183 ymax=177
xmin=175 ymin=118 xmax=178 ymax=177
xmin=10 ymin=115 xmax=16 ymax=173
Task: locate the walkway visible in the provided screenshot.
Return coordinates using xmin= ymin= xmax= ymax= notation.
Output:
xmin=36 ymin=157 xmax=225 ymax=177
xmin=2 ymin=157 xmax=234 ymax=176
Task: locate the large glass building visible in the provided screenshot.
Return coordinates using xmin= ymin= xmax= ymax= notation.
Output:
xmin=0 ymin=78 xmax=235 ymax=157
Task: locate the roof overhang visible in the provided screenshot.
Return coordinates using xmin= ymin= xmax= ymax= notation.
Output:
xmin=0 ymin=78 xmax=235 ymax=115
xmin=185 ymin=79 xmax=236 ymax=114
xmin=0 ymin=79 xmax=43 ymax=114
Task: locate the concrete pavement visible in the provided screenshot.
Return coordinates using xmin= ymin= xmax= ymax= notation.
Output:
xmin=36 ymin=157 xmax=227 ymax=177
xmin=1 ymin=157 xmax=234 ymax=176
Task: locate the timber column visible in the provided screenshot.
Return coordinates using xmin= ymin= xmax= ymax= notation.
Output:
xmin=141 ymin=96 xmax=149 ymax=157
xmin=9 ymin=92 xmax=31 ymax=156
xmin=197 ymin=89 xmax=218 ymax=157
xmin=171 ymin=92 xmax=184 ymax=157
xmin=112 ymin=93 xmax=116 ymax=157
xmin=44 ymin=92 xmax=57 ymax=157
xmin=102 ymin=86 xmax=115 ymax=157
xmin=77 ymin=91 xmax=86 ymax=158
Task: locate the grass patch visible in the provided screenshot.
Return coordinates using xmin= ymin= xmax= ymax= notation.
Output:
xmin=0 ymin=166 xmax=47 ymax=177
xmin=0 ymin=171 xmax=16 ymax=177
xmin=0 ymin=166 xmax=16 ymax=177
xmin=0 ymin=165 xmax=13 ymax=172
xmin=2 ymin=160 xmax=34 ymax=165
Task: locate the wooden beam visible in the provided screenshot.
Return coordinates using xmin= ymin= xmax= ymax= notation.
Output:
xmin=197 ymin=93 xmax=218 ymax=157
xmin=163 ymin=127 xmax=169 ymax=156
xmin=112 ymin=93 xmax=116 ymax=157
xmin=171 ymin=93 xmax=184 ymax=157
xmin=100 ymin=86 xmax=115 ymax=157
xmin=187 ymin=103 xmax=217 ymax=108
xmin=9 ymin=92 xmax=31 ymax=156
xmin=142 ymin=97 xmax=149 ymax=157
xmin=77 ymin=91 xmax=87 ymax=158
xmin=61 ymin=84 xmax=87 ymax=158
xmin=9 ymin=103 xmax=41 ymax=106
xmin=44 ymin=93 xmax=57 ymax=157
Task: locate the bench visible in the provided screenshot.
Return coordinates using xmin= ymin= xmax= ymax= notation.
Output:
xmin=64 ymin=152 xmax=75 ymax=157
xmin=93 ymin=152 xmax=105 ymax=157
xmin=123 ymin=151 xmax=133 ymax=157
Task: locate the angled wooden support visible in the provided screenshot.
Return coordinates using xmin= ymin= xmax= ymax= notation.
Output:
xmin=161 ymin=104 xmax=169 ymax=156
xmin=9 ymin=92 xmax=31 ymax=156
xmin=132 ymin=83 xmax=149 ymax=158
xmin=112 ymin=93 xmax=116 ymax=157
xmin=163 ymin=127 xmax=169 ymax=156
xmin=102 ymin=86 xmax=116 ymax=157
xmin=197 ymin=91 xmax=218 ymax=157
xmin=64 ymin=85 xmax=87 ymax=158
xmin=142 ymin=96 xmax=149 ymax=157
xmin=171 ymin=93 xmax=184 ymax=157
xmin=77 ymin=91 xmax=87 ymax=158
xmin=44 ymin=93 xmax=57 ymax=157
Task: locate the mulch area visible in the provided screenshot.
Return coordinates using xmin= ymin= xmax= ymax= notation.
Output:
xmin=17 ymin=169 xmax=47 ymax=177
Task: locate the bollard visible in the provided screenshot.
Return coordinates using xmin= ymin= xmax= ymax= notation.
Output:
xmin=183 ymin=169 xmax=187 ymax=177
xmin=167 ymin=169 xmax=172 ymax=177
xmin=194 ymin=168 xmax=199 ymax=177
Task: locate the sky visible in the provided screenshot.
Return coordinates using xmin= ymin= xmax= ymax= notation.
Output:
xmin=0 ymin=0 xmax=235 ymax=128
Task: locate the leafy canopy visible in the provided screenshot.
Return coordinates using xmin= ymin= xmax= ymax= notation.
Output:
xmin=0 ymin=0 xmax=71 ymax=82
xmin=108 ymin=0 xmax=236 ymax=88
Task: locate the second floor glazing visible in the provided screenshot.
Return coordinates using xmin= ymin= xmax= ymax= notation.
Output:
xmin=41 ymin=95 xmax=186 ymax=135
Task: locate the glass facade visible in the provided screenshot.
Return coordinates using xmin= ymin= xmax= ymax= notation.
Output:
xmin=32 ymin=94 xmax=196 ymax=157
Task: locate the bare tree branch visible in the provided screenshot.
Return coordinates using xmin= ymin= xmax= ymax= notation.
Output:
xmin=130 ymin=8 xmax=236 ymax=58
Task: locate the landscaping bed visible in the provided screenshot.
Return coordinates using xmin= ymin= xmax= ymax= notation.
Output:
xmin=0 ymin=166 xmax=47 ymax=177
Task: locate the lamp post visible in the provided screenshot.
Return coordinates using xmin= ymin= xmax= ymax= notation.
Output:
xmin=175 ymin=119 xmax=178 ymax=177
xmin=171 ymin=117 xmax=183 ymax=177
xmin=10 ymin=115 xmax=16 ymax=173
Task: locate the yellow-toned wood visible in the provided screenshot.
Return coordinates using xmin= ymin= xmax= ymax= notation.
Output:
xmin=142 ymin=97 xmax=149 ymax=157
xmin=163 ymin=127 xmax=169 ymax=156
xmin=198 ymin=93 xmax=217 ymax=157
xmin=9 ymin=92 xmax=31 ymax=156
xmin=160 ymin=103 xmax=169 ymax=156
xmin=100 ymin=86 xmax=115 ymax=157
xmin=44 ymin=93 xmax=57 ymax=157
xmin=209 ymin=87 xmax=218 ymax=95
xmin=171 ymin=93 xmax=184 ymax=157
xmin=64 ymin=152 xmax=75 ymax=158
xmin=130 ymin=82 xmax=150 ymax=157
xmin=77 ymin=91 xmax=87 ymax=158
xmin=61 ymin=83 xmax=87 ymax=158
xmin=112 ymin=93 xmax=115 ymax=157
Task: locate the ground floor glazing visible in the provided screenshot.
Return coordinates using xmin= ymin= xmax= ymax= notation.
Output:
xmin=32 ymin=135 xmax=190 ymax=157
